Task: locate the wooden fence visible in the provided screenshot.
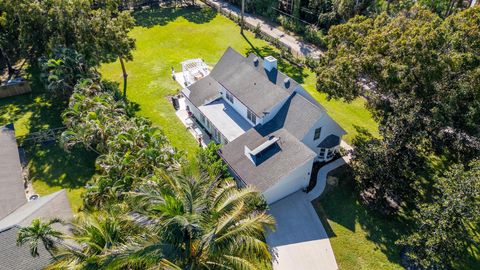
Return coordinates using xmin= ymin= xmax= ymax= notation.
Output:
xmin=0 ymin=81 xmax=32 ymax=98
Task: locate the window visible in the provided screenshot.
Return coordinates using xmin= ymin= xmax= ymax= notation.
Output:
xmin=326 ymin=148 xmax=335 ymax=159
xmin=247 ymin=109 xmax=256 ymax=124
xmin=314 ymin=127 xmax=322 ymax=140
xmin=226 ymin=91 xmax=234 ymax=104
xmin=319 ymin=148 xmax=326 ymax=159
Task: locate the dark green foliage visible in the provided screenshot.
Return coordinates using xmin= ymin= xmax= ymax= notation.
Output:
xmin=1 ymin=0 xmax=135 ymax=67
xmin=318 ymin=7 xmax=480 ymax=211
xmin=317 ymin=6 xmax=480 ymax=267
xmin=39 ymin=47 xmax=95 ymax=97
xmin=398 ymin=160 xmax=480 ymax=269
xmin=100 ymin=171 xmax=274 ymax=269
xmin=196 ymin=142 xmax=230 ymax=179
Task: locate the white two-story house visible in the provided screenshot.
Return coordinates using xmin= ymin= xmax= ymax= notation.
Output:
xmin=181 ymin=47 xmax=346 ymax=204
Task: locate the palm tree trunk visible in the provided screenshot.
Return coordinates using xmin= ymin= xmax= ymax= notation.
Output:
xmin=119 ymin=56 xmax=128 ymax=99
xmin=0 ymin=47 xmax=15 ymax=79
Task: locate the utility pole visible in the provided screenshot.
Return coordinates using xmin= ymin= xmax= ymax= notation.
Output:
xmin=241 ymin=0 xmax=245 ymax=34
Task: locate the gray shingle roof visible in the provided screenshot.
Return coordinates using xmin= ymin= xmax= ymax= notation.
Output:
xmin=317 ymin=135 xmax=340 ymax=148
xmin=0 ymin=190 xmax=73 ymax=231
xmin=210 ymin=48 xmax=291 ymax=117
xmin=0 ymin=226 xmax=51 ymax=270
xmin=261 ymin=92 xmax=326 ymax=140
xmin=182 ymin=75 xmax=221 ymax=107
xmin=0 ymin=124 xmax=27 ymax=220
xmin=219 ymin=127 xmax=316 ymax=192
xmin=187 ymin=47 xmax=303 ymax=117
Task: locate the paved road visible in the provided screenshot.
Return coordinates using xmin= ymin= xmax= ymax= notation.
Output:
xmin=203 ymin=0 xmax=323 ymax=59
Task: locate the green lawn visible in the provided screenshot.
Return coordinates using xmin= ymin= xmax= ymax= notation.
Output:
xmin=100 ymin=6 xmax=378 ymax=153
xmin=313 ymin=165 xmax=408 ymax=270
xmin=0 ymin=75 xmax=96 ymax=212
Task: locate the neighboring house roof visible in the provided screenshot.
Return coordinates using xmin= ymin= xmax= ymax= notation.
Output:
xmin=181 ymin=75 xmax=221 ymax=107
xmin=0 ymin=226 xmax=51 ymax=270
xmin=0 ymin=124 xmax=74 ymax=270
xmin=220 ymin=127 xmax=316 ymax=192
xmin=0 ymin=190 xmax=73 ymax=231
xmin=318 ymin=135 xmax=341 ymax=148
xmin=0 ymin=124 xmax=27 ymax=220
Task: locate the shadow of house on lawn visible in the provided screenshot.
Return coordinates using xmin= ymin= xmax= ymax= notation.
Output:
xmin=242 ymin=39 xmax=308 ymax=84
xmin=313 ymin=164 xmax=413 ymax=267
xmin=134 ymin=6 xmax=217 ymax=28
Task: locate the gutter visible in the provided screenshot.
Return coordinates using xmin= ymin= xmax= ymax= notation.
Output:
xmin=217 ymin=149 xmax=248 ymax=188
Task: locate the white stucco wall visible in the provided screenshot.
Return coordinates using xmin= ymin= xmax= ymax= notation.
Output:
xmin=220 ymin=86 xmax=263 ymax=126
xmin=301 ymin=115 xmax=346 ymax=154
xmin=183 ymin=96 xmax=225 ymax=143
xmin=262 ymin=158 xmax=314 ymax=204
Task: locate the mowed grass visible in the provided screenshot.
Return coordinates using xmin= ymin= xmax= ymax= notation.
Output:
xmin=313 ymin=165 xmax=408 ymax=270
xmin=0 ymin=77 xmax=96 ymax=212
xmin=100 ymin=6 xmax=378 ymax=154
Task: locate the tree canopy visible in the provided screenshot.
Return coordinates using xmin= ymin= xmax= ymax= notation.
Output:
xmin=0 ymin=0 xmax=134 ymax=75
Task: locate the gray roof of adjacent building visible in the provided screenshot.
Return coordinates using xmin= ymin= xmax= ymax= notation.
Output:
xmin=0 ymin=189 xmax=73 ymax=231
xmin=0 ymin=125 xmax=74 ymax=270
xmin=0 ymin=124 xmax=27 ymax=220
xmin=0 ymin=226 xmax=51 ymax=270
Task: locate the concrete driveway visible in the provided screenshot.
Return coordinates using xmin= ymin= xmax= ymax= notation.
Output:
xmin=267 ymin=191 xmax=338 ymax=270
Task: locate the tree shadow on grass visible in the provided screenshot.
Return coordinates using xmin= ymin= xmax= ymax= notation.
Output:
xmin=242 ymin=34 xmax=308 ymax=84
xmin=134 ymin=6 xmax=217 ymax=27
xmin=312 ymin=164 xmax=413 ymax=267
xmin=26 ymin=144 xmax=97 ymax=190
xmin=0 ymin=66 xmax=97 ymax=199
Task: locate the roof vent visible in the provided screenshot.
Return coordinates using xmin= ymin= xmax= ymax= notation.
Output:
xmin=284 ymin=77 xmax=290 ymax=88
xmin=264 ymin=56 xmax=277 ymax=72
xmin=253 ymin=57 xmax=259 ymax=67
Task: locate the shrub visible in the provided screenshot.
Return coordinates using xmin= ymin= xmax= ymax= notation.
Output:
xmin=277 ymin=15 xmax=305 ymax=33
xmin=304 ymin=25 xmax=328 ymax=49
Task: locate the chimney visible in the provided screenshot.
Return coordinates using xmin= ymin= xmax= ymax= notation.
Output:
xmin=264 ymin=56 xmax=277 ymax=72
xmin=284 ymin=77 xmax=290 ymax=88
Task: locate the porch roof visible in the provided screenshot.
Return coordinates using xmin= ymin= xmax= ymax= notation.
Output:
xmin=198 ymin=99 xmax=252 ymax=142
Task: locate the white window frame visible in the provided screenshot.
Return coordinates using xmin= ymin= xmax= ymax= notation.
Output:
xmin=326 ymin=148 xmax=335 ymax=159
xmin=319 ymin=148 xmax=326 ymax=159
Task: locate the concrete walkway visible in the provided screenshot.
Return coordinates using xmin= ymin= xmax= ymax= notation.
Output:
xmin=307 ymin=140 xmax=353 ymax=200
xmin=267 ymin=141 xmax=353 ymax=270
xmin=202 ymin=0 xmax=323 ymax=59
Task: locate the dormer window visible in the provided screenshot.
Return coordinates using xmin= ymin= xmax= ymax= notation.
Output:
xmin=226 ymin=91 xmax=234 ymax=104
xmin=314 ymin=127 xmax=322 ymax=140
xmin=247 ymin=109 xmax=256 ymax=125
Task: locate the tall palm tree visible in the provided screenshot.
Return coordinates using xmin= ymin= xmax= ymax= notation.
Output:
xmin=17 ymin=218 xmax=64 ymax=259
xmin=101 ymin=171 xmax=275 ymax=269
xmin=54 ymin=210 xmax=142 ymax=269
